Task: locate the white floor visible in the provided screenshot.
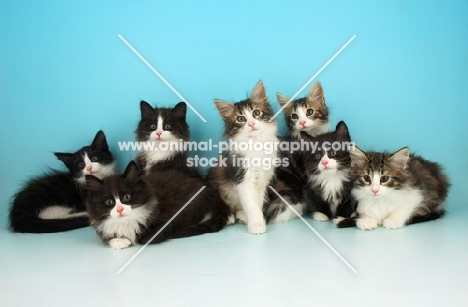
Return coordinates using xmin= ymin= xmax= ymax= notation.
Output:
xmin=1 ymin=206 xmax=467 ymax=307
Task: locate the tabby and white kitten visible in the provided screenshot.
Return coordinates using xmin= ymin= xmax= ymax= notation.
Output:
xmin=136 ymin=101 xmax=190 ymax=173
xmin=207 ymin=80 xmax=279 ymax=234
xmin=277 ymin=81 xmax=329 ymax=139
xmin=9 ymin=130 xmax=115 ymax=233
xmin=301 ymin=121 xmax=355 ymax=221
xmin=86 ymin=161 xmax=230 ymax=249
xmin=336 ymin=147 xmax=450 ymax=230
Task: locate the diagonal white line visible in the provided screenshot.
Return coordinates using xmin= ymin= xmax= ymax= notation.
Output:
xmin=269 ymin=34 xmax=356 ymax=122
xmin=118 ymin=34 xmax=207 ymax=123
xmin=268 ymin=186 xmax=357 ymax=274
xmin=117 ymin=186 xmax=206 ymax=274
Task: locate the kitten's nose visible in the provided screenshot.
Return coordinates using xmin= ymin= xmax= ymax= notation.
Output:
xmin=300 ymin=120 xmax=306 ymax=127
xmin=86 ymin=166 xmax=93 ymax=172
xmin=248 ymin=122 xmax=255 ymax=128
xmin=321 ymin=160 xmax=329 ymax=166
xmin=116 ymin=206 xmax=124 ymax=214
xmin=371 ymin=188 xmax=379 ymax=195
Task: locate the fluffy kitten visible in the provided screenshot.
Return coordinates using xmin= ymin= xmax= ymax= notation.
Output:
xmin=207 ymin=80 xmax=280 ymax=234
xmin=336 ymin=147 xmax=450 ymax=230
xmin=86 ymin=161 xmax=230 ymax=249
xmin=277 ymin=81 xmax=329 ymax=139
xmin=135 ymin=101 xmax=190 ymax=173
xmin=9 ymin=130 xmax=115 ymax=233
xmin=301 ymin=121 xmax=355 ymax=221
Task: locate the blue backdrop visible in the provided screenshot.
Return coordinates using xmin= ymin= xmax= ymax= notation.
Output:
xmin=1 ymin=0 xmax=467 ymax=228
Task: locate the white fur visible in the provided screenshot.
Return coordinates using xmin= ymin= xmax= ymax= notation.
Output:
xmin=109 ymin=238 xmax=132 ymax=250
xmin=352 ymin=173 xmax=424 ymax=230
xmin=97 ymin=198 xmax=151 ymax=245
xmin=312 ymin=211 xmax=329 ymax=221
xmin=269 ymin=202 xmax=305 ymax=223
xmin=290 ymin=106 xmax=328 ymax=139
xmin=38 ymin=206 xmax=88 ymax=219
xmin=76 ymin=153 xmax=116 ymax=184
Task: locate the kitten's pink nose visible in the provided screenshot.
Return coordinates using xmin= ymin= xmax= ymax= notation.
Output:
xmin=321 ymin=160 xmax=329 ymax=166
xmin=300 ymin=120 xmax=306 ymax=127
xmin=116 ymin=206 xmax=124 ymax=214
xmin=156 ymin=131 xmax=162 ymax=139
xmin=86 ymin=166 xmax=93 ymax=172
xmin=371 ymin=188 xmax=379 ymax=195
xmin=248 ymin=122 xmax=255 ymax=128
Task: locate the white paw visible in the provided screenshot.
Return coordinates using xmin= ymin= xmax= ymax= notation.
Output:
xmin=383 ymin=218 xmax=405 ymax=229
xmin=312 ymin=212 xmax=329 ymax=221
xmin=351 ymin=212 xmax=357 ymax=218
xmin=356 ymin=218 xmax=379 ymax=231
xmin=226 ymin=213 xmax=236 ymax=225
xmin=109 ymin=238 xmax=132 ymax=250
xmin=333 ymin=216 xmax=345 ymax=225
xmin=248 ymin=222 xmax=266 ymax=235
xmin=235 ymin=210 xmax=247 ymax=224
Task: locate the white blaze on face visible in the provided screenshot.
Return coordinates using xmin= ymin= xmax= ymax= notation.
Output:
xmin=318 ymin=152 xmax=338 ymax=173
xmin=109 ymin=198 xmax=132 ymax=219
xmin=370 ymin=173 xmax=381 ymax=196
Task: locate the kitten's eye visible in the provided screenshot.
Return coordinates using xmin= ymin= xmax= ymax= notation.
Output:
xmin=79 ymin=162 xmax=85 ymax=168
xmin=105 ymin=199 xmax=114 ymax=206
xmin=291 ymin=114 xmax=299 ymax=120
xmin=380 ymin=176 xmax=389 ymax=183
xmin=329 ymin=150 xmax=336 ymax=156
xmin=122 ymin=194 xmax=131 ymax=202
xmin=150 ymin=124 xmax=157 ymax=130
xmin=237 ymin=116 xmax=246 ymax=122
xmin=252 ymin=110 xmax=261 ymax=118
xmin=315 ymin=153 xmax=321 ymax=159
xmin=91 ymin=156 xmax=98 ymax=162
xmin=306 ymin=109 xmax=314 ymax=116
xmin=363 ymin=175 xmax=371 ymax=183
xmin=163 ymin=124 xmax=172 ymax=131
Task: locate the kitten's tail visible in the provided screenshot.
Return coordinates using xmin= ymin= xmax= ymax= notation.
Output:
xmin=335 ymin=216 xmax=357 ymax=228
xmin=407 ymin=210 xmax=445 ymax=225
xmin=9 ymin=212 xmax=89 ymax=233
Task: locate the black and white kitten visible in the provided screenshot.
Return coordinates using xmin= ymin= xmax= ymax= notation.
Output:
xmin=135 ymin=101 xmax=190 ymax=173
xmin=86 ymin=161 xmax=230 ymax=249
xmin=301 ymin=121 xmax=355 ymax=221
xmin=336 ymin=147 xmax=450 ymax=230
xmin=277 ymin=81 xmax=329 ymax=139
xmin=9 ymin=130 xmax=115 ymax=233
xmin=207 ymin=80 xmax=281 ymax=234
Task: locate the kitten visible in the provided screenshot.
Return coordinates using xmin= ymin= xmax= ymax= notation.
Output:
xmin=86 ymin=161 xmax=230 ymax=249
xmin=207 ymin=80 xmax=280 ymax=234
xmin=135 ymin=101 xmax=190 ymax=173
xmin=277 ymin=81 xmax=329 ymax=139
xmin=300 ymin=121 xmax=355 ymax=221
xmin=336 ymin=147 xmax=450 ymax=230
xmin=9 ymin=130 xmax=115 ymax=233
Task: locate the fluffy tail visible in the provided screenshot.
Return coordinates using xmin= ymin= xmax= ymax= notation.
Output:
xmin=408 ymin=210 xmax=445 ymax=225
xmin=9 ymin=213 xmax=89 ymax=233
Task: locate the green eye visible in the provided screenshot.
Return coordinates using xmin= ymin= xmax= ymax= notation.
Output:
xmin=122 ymin=194 xmax=131 ymax=202
xmin=306 ymin=109 xmax=314 ymax=116
xmin=363 ymin=175 xmax=371 ymax=183
xmin=329 ymin=151 xmax=336 ymax=156
xmin=380 ymin=176 xmax=389 ymax=183
xmin=237 ymin=116 xmax=246 ymax=122
xmin=291 ymin=114 xmax=299 ymax=120
xmin=150 ymin=124 xmax=157 ymax=130
xmin=315 ymin=153 xmax=321 ymax=159
xmin=79 ymin=162 xmax=85 ymax=168
xmin=253 ymin=110 xmax=261 ymax=117
xmin=105 ymin=199 xmax=114 ymax=206
xmin=91 ymin=156 xmax=98 ymax=162
xmin=163 ymin=124 xmax=172 ymax=131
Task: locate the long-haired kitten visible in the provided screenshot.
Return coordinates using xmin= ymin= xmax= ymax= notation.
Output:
xmin=9 ymin=130 xmax=115 ymax=233
xmin=336 ymin=147 xmax=450 ymax=230
xmin=277 ymin=81 xmax=329 ymax=139
xmin=135 ymin=101 xmax=190 ymax=173
xmin=86 ymin=161 xmax=230 ymax=249
xmin=207 ymin=80 xmax=279 ymax=234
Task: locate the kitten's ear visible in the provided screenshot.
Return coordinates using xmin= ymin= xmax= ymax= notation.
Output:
xmin=388 ymin=147 xmax=410 ymax=170
xmin=307 ymin=82 xmax=325 ymax=106
xmin=54 ymin=152 xmax=74 ymax=168
xmin=91 ymin=130 xmax=109 ymax=151
xmin=214 ymin=99 xmax=235 ymax=120
xmin=123 ymin=161 xmax=140 ymax=181
xmin=85 ymin=174 xmax=104 ymax=189
xmin=334 ymin=121 xmax=351 ymax=142
xmin=277 ymin=93 xmax=293 ymax=112
xmin=250 ymin=80 xmax=268 ymax=105
xmin=350 ymin=146 xmax=367 ymax=168
xmin=172 ymin=102 xmax=187 ymax=118
xmin=140 ymin=100 xmax=155 ymax=119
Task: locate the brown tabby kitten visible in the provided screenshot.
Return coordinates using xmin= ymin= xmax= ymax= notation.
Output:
xmin=336 ymin=147 xmax=450 ymax=230
xmin=277 ymin=81 xmax=329 ymax=139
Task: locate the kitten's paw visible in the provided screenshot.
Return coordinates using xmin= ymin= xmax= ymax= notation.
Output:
xmin=226 ymin=213 xmax=236 ymax=226
xmin=248 ymin=222 xmax=266 ymax=235
xmin=235 ymin=210 xmax=247 ymax=224
xmin=356 ymin=218 xmax=379 ymax=231
xmin=312 ymin=212 xmax=329 ymax=221
xmin=351 ymin=212 xmax=357 ymax=218
xmin=109 ymin=238 xmax=132 ymax=250
xmin=383 ymin=218 xmax=405 ymax=229
xmin=333 ymin=216 xmax=345 ymax=225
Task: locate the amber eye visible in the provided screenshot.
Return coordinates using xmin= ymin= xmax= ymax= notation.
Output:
xmin=237 ymin=116 xmax=246 ymax=122
xmin=79 ymin=162 xmax=85 ymax=168
xmin=363 ymin=175 xmax=371 ymax=183
xmin=122 ymin=194 xmax=131 ymax=202
xmin=252 ymin=110 xmax=261 ymax=117
xmin=91 ymin=156 xmax=98 ymax=162
xmin=105 ymin=199 xmax=114 ymax=206
xmin=291 ymin=114 xmax=299 ymax=120
xmin=150 ymin=124 xmax=157 ymax=130
xmin=306 ymin=109 xmax=314 ymax=116
xmin=380 ymin=176 xmax=389 ymax=183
